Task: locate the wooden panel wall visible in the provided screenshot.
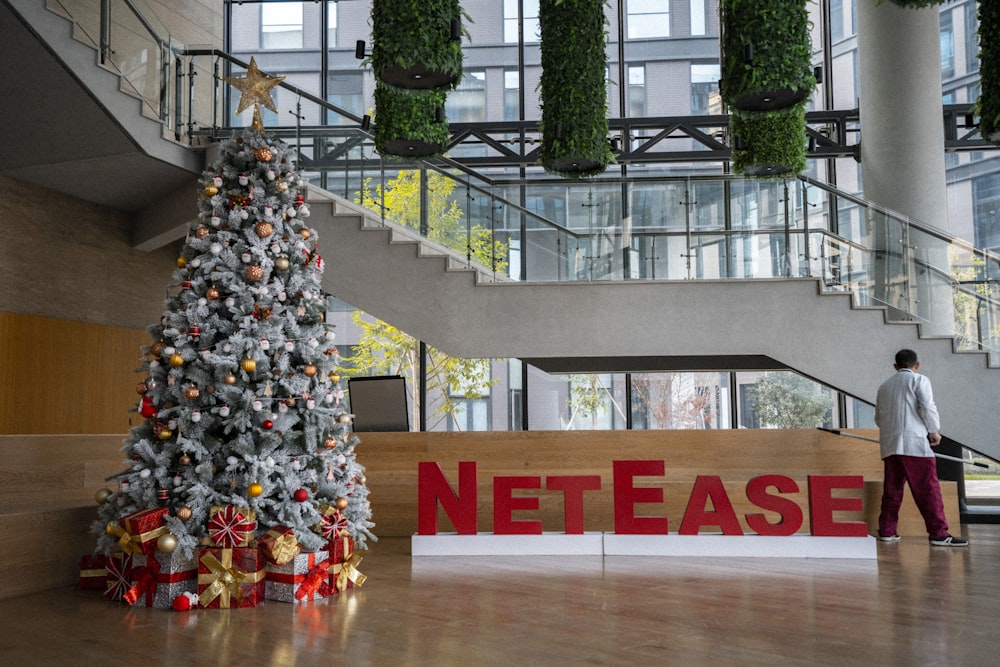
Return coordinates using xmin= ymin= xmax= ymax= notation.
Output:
xmin=0 ymin=312 xmax=147 ymax=435
xmin=360 ymin=429 xmax=959 ymax=539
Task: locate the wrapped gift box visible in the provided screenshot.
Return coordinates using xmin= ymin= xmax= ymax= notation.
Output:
xmin=265 ymin=550 xmax=331 ymax=603
xmin=259 ymin=526 xmax=301 ymax=565
xmin=327 ymin=535 xmax=366 ymax=593
xmin=104 ymin=553 xmax=134 ymax=601
xmin=125 ymin=551 xmax=198 ymax=608
xmin=313 ymin=504 xmax=349 ymax=541
xmin=77 ymin=554 xmax=108 ymax=591
xmin=107 ymin=507 xmax=169 ymax=557
xmin=207 ymin=506 xmax=257 ymax=548
xmin=197 ymin=546 xmax=265 ymax=609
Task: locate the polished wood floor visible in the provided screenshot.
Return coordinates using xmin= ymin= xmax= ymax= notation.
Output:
xmin=2 ymin=527 xmax=999 ymax=666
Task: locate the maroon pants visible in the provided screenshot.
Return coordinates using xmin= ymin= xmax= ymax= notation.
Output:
xmin=878 ymin=455 xmax=950 ymax=540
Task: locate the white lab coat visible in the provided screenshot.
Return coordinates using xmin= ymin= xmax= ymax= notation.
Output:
xmin=875 ymin=368 xmax=940 ymax=459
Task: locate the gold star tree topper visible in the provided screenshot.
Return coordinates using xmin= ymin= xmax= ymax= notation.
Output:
xmin=223 ymin=57 xmax=286 ymax=132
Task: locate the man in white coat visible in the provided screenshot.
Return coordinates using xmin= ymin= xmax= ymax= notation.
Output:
xmin=875 ymin=349 xmax=967 ymax=546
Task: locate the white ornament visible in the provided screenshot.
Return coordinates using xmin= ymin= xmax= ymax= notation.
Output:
xmin=307 ymin=337 xmax=319 ymax=348
xmin=139 ymin=469 xmax=152 ymax=478
xmin=239 ymin=173 xmax=249 ymax=186
xmin=286 ymin=207 xmax=297 ymax=218
xmin=278 ymin=290 xmax=287 ymax=302
xmin=242 ymin=252 xmax=252 ymax=263
xmin=324 ymin=392 xmax=334 ymax=404
xmin=325 ymin=330 xmax=336 ymax=342
xmin=198 ymin=297 xmax=208 ymax=307
xmin=278 ymin=401 xmax=288 ymax=414
xmin=164 ymin=346 xmax=176 ymax=356
xmin=270 ymin=243 xmax=281 ymax=254
xmin=227 ymin=456 xmax=239 ymax=466
xmin=190 ymin=258 xmax=202 ymax=268
xmin=284 ymin=340 xmax=294 ymax=352
xmin=306 ymin=397 xmax=316 ymax=409
xmin=167 ymin=418 xmax=177 ymax=430
xmin=260 ymin=338 xmax=270 ymax=351
xmin=225 ymin=297 xmax=236 ymax=308
xmin=267 ymin=169 xmax=276 ymax=181
xmin=219 ymin=405 xmax=231 ymax=417
xmin=210 ymin=216 xmax=221 ymax=228
xmin=240 ymin=209 xmax=249 ymax=220
xmin=210 ymin=242 xmax=223 ymax=255
xmin=213 ymin=176 xmax=223 ymax=187
xmin=265 ymin=206 xmax=274 ymax=217
xmin=265 ymin=456 xmax=275 ymax=467
xmin=252 ymin=399 xmax=263 ymax=411
xmin=223 ymin=343 xmax=233 ymax=353
xmin=299 ymin=204 xmax=310 ymax=218
xmin=191 ymin=410 xmax=202 ymax=423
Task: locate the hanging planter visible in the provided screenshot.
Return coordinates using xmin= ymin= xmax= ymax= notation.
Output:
xmin=538 ymin=0 xmax=614 ymax=177
xmin=978 ymin=0 xmax=1000 ymax=144
xmin=373 ymin=83 xmax=450 ymax=158
xmin=720 ymin=0 xmax=816 ymax=112
xmin=730 ymin=103 xmax=808 ymax=178
xmin=369 ymin=0 xmax=464 ymax=91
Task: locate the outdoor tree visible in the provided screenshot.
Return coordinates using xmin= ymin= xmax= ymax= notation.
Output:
xmin=746 ymin=372 xmax=831 ymax=428
xmin=631 ymin=373 xmax=716 ymax=429
xmin=356 ymin=168 xmax=508 ymax=271
xmin=565 ymin=374 xmax=626 ymax=429
xmin=91 ymin=58 xmax=375 ymax=568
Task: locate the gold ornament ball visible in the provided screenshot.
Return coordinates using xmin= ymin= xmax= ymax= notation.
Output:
xmin=275 ymin=256 xmax=290 ymax=271
xmin=323 ymin=436 xmax=337 ymax=450
xmin=151 ymin=341 xmax=165 ymax=357
xmin=179 ymin=453 xmax=192 ymax=466
xmin=241 ymin=357 xmax=257 ymax=373
xmin=158 ymin=428 xmax=173 ymax=441
xmin=184 ymin=386 xmax=200 ymax=400
xmin=335 ymin=497 xmax=349 ymax=510
xmin=195 ymin=225 xmax=210 ymax=239
xmin=157 ymin=533 xmax=178 ymax=554
xmin=255 ymin=147 xmax=273 ymax=162
xmin=204 ymin=183 xmax=219 ymax=196
xmin=328 ymin=372 xmax=341 ymax=384
xmin=224 ymin=372 xmax=237 ymax=385
xmin=176 ymin=256 xmax=187 ymax=269
xmin=248 ymin=482 xmax=264 ymax=497
xmin=255 ymin=221 xmax=274 ymax=238
xmin=169 ymin=353 xmax=184 ymax=367
xmin=246 ymin=264 xmax=264 ymax=281
xmin=337 ymin=413 xmax=352 ymax=424
xmin=176 ymin=506 xmax=193 ymax=521
xmin=299 ymin=228 xmax=312 ymax=240
xmin=303 ymin=364 xmax=317 ymax=377
xmin=95 ymin=487 xmax=113 ymax=505
xmin=276 ymin=180 xmax=289 ymax=193
xmin=206 ymin=286 xmax=220 ymax=300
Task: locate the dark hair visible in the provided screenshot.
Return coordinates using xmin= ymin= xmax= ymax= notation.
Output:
xmin=895 ymin=349 xmax=919 ymax=368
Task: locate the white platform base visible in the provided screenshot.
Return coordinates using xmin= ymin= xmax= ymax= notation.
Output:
xmin=603 ymin=534 xmax=877 ymax=559
xmin=411 ymin=533 xmax=877 ymax=559
xmin=412 ymin=532 xmax=605 ymax=556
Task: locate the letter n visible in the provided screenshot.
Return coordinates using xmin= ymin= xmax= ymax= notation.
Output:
xmin=417 ymin=461 xmax=478 ymax=535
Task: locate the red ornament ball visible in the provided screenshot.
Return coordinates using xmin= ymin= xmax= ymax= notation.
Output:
xmin=262 ymin=419 xmax=274 ymax=430
xmin=172 ymin=593 xmax=194 ymax=611
xmin=293 ymin=488 xmax=309 ymax=502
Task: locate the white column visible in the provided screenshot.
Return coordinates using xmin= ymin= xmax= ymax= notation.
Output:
xmin=857 ymin=1 xmax=953 ymax=336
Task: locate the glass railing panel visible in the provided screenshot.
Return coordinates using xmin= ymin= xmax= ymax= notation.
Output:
xmin=630 ymin=180 xmax=688 ymax=231
xmin=105 ymin=0 xmax=167 ymax=121
xmin=908 ymin=225 xmax=960 ymax=337
xmin=687 ymin=179 xmax=727 ymax=231
xmin=47 ymin=0 xmax=102 ymax=50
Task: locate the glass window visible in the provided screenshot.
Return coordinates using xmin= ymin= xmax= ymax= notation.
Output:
xmin=967 ymin=1 xmax=980 ymax=74
xmin=446 ymin=71 xmax=487 ymax=122
xmin=627 ymin=65 xmax=646 ymax=117
xmin=829 ymin=0 xmax=857 ymax=43
xmin=327 ymin=1 xmax=337 ymax=48
xmin=940 ymin=10 xmax=954 ymax=80
xmin=327 ymin=71 xmax=363 ymax=125
xmin=736 ymin=371 xmax=835 ymax=429
xmin=628 ymin=0 xmax=670 ymax=39
xmin=973 ymin=173 xmax=1000 ymax=255
xmin=261 ymin=2 xmax=303 ymax=50
xmin=504 ymin=70 xmax=520 ymax=121
xmin=690 ymin=0 xmax=706 ymax=36
xmin=691 ymin=63 xmax=720 ymax=114
xmin=631 ymin=372 xmax=731 ymax=429
xmin=504 ymin=0 xmax=541 ymax=44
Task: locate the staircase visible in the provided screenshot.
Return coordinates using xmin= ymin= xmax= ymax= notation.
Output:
xmin=6 ymin=0 xmax=1000 ymax=462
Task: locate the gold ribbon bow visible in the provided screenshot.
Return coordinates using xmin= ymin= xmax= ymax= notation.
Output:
xmin=331 ymin=538 xmax=367 ymax=591
xmin=106 ymin=522 xmax=145 ymax=556
xmin=264 ymin=529 xmax=301 ymax=565
xmin=198 ymin=550 xmax=250 ymax=608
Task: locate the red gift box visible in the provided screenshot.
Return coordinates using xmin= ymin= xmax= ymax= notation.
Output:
xmin=197 ymin=546 xmax=265 ymax=609
xmin=327 ymin=535 xmax=366 ymax=593
xmin=107 ymin=507 xmax=169 ymax=557
xmin=105 ymin=553 xmax=134 ymax=601
xmin=207 ymin=506 xmax=257 ymax=548
xmin=125 ymin=552 xmax=198 ymax=608
xmin=259 ymin=526 xmax=301 ymax=565
xmin=265 ymin=551 xmax=331 ymax=603
xmin=77 ymin=554 xmax=108 ymax=591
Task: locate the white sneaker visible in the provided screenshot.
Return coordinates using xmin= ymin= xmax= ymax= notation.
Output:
xmin=877 ymin=534 xmax=901 ymax=542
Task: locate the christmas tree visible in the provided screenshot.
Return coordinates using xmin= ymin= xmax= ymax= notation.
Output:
xmin=90 ymin=58 xmax=375 ymax=572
